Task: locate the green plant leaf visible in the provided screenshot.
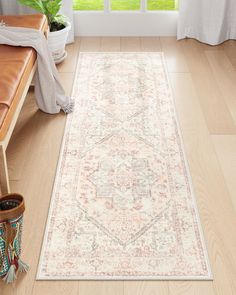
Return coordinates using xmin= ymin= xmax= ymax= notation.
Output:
xmin=17 ymin=0 xmax=46 ymax=14
xmin=45 ymin=0 xmax=62 ymax=24
xmin=46 ymin=1 xmax=61 ymax=17
xmin=18 ymin=0 xmax=65 ymax=29
xmin=54 ymin=14 xmax=66 ymax=25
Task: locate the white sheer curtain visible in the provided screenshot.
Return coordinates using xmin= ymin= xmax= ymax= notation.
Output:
xmin=0 ymin=0 xmax=74 ymax=43
xmin=178 ymin=0 xmax=236 ymax=45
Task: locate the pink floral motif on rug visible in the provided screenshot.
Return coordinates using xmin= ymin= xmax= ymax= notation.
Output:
xmin=37 ymin=53 xmax=212 ymax=280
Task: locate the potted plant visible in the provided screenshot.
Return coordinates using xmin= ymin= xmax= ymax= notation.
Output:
xmin=18 ymin=0 xmax=71 ymax=63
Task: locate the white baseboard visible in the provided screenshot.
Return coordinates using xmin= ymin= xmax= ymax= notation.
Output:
xmin=74 ymin=11 xmax=178 ymax=36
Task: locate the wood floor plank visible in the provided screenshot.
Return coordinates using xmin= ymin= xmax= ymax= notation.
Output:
xmin=205 ymin=50 xmax=236 ymax=126
xmin=180 ymin=39 xmax=215 ymax=73
xmin=169 ymin=72 xmax=236 ymax=294
xmin=160 ymin=37 xmax=189 ymax=73
xmin=33 ymin=281 xmax=79 ymax=295
xmin=101 ymin=37 xmax=121 ymax=51
xmin=222 ymin=40 xmax=236 ymax=70
xmin=189 ymin=70 xmax=236 ymax=135
xmin=211 ymin=135 xmax=236 ymax=213
xmin=169 ymin=282 xmax=194 ymax=295
xmin=7 ymin=93 xmax=40 ymax=181
xmin=180 ymin=41 xmax=236 ymax=134
xmin=79 ymin=281 xmax=123 ymax=295
xmin=169 ymin=281 xmax=215 ymax=295
xmin=140 ymin=37 xmax=161 ymax=51
xmin=120 ymin=37 xmax=141 ymax=51
xmin=124 ymin=281 xmax=169 ymax=295
xmin=80 ymin=37 xmax=101 ymax=52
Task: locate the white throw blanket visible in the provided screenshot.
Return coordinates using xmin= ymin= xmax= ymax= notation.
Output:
xmin=0 ymin=25 xmax=74 ymax=114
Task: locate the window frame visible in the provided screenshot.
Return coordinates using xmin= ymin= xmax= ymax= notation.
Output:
xmin=73 ymin=0 xmax=178 ymax=36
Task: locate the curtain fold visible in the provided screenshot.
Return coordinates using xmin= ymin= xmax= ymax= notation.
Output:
xmin=178 ymin=0 xmax=236 ymax=45
xmin=0 ymin=0 xmax=74 ymax=43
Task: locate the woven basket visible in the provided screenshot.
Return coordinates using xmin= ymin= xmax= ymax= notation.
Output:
xmin=0 ymin=194 xmax=28 ymax=283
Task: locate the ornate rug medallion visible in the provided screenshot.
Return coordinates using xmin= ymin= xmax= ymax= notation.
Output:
xmin=37 ymin=53 xmax=212 ymax=280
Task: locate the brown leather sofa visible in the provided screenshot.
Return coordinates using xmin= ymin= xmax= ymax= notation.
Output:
xmin=0 ymin=14 xmax=48 ymax=194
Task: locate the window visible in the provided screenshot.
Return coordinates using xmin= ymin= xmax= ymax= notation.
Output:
xmin=73 ymin=0 xmax=178 ymax=11
xmin=147 ymin=0 xmax=177 ymax=10
xmin=73 ymin=0 xmax=178 ymax=36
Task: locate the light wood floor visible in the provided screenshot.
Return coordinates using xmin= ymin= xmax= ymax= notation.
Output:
xmin=1 ymin=37 xmax=236 ymax=295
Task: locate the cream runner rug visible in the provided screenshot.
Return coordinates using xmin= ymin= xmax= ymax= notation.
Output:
xmin=37 ymin=53 xmax=212 ymax=280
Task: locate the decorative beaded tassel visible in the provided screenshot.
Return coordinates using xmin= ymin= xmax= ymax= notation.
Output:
xmin=2 ymin=227 xmax=29 ymax=283
xmin=18 ymin=258 xmax=29 ymax=273
xmin=3 ymin=264 xmax=17 ymax=284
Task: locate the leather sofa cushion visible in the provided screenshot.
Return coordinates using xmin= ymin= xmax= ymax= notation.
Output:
xmin=0 ymin=46 xmax=36 ymax=107
xmin=0 ymin=14 xmax=47 ymax=140
xmin=0 ymin=14 xmax=47 ymax=30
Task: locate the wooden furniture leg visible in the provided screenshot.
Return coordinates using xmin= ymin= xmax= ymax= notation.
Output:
xmin=0 ymin=144 xmax=10 ymax=194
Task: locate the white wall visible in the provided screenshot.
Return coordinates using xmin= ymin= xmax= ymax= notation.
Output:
xmin=74 ymin=11 xmax=178 ymax=36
